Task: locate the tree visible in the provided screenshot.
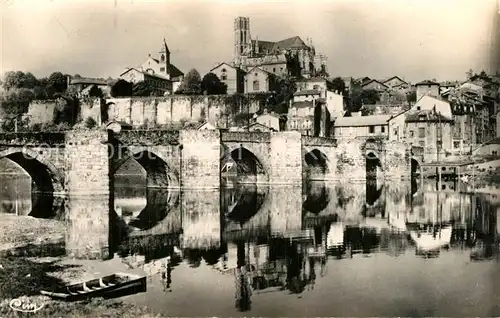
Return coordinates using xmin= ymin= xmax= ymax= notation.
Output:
xmin=53 ymin=95 xmax=80 ymax=126
xmin=360 ymin=89 xmax=380 ymax=105
xmin=132 ymin=81 xmax=156 ymax=97
xmin=406 ymin=90 xmax=417 ymax=103
xmin=111 ymin=79 xmax=133 ymax=97
xmin=0 ymin=88 xmax=34 ymax=116
xmin=266 ymin=75 xmax=297 ymax=114
xmin=46 ymin=72 xmax=68 ymax=97
xmin=177 ymin=68 xmax=202 ymax=95
xmin=285 ymin=52 xmax=302 ymax=78
xmin=330 ymin=77 xmax=346 ymax=95
xmin=88 ymin=85 xmax=103 ymax=98
xmin=201 ymin=73 xmax=227 ymax=95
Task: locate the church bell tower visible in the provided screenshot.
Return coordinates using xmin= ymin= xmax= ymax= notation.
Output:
xmin=234 ymin=17 xmax=251 ymax=67
xmin=159 ymin=38 xmax=171 ymax=80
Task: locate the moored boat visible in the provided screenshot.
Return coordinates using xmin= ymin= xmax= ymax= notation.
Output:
xmin=40 ymin=272 xmax=146 ymax=301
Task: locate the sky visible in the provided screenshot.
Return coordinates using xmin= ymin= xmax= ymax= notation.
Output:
xmin=1 ymin=0 xmax=498 ymax=83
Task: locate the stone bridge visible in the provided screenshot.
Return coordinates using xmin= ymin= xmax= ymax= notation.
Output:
xmin=0 ymin=129 xmax=409 ymax=259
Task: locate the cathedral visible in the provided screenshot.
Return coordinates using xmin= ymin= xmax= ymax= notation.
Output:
xmin=233 ymin=16 xmax=328 ymax=78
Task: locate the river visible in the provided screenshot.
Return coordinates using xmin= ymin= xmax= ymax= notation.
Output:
xmin=1 ymin=171 xmax=500 ymax=316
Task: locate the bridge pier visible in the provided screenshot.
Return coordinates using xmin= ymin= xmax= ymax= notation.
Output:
xmin=65 ymin=130 xmax=113 ymax=260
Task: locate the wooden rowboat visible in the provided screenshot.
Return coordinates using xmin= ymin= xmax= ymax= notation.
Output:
xmin=40 ymin=272 xmax=147 ymax=301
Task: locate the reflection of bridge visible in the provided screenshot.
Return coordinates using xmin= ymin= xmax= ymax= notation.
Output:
xmin=0 ymin=129 xmax=408 ymax=259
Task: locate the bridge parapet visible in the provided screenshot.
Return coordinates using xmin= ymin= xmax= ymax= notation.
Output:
xmin=113 ymin=129 xmax=180 ymax=146
xmin=221 ymin=131 xmax=271 ymax=143
xmin=0 ymin=132 xmax=66 ymax=146
xmin=302 ymin=136 xmax=337 ymax=147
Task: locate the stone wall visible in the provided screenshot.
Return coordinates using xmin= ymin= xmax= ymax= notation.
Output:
xmin=384 ymin=141 xmax=410 ymax=180
xmin=80 ymin=98 xmax=102 ymax=124
xmin=64 ymin=130 xmax=111 ymax=195
xmin=180 ymin=130 xmax=221 ymax=189
xmin=335 ymin=139 xmax=366 ymax=181
xmin=269 ymin=131 xmax=303 ymax=185
xmin=26 ymin=100 xmax=57 ymax=124
xmin=106 ymin=95 xmax=232 ymax=127
xmin=64 ymin=129 xmax=112 ymax=259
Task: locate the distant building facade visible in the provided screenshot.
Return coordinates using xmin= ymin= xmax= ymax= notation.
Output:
xmin=233 ymin=16 xmax=328 ymax=78
xmin=119 ymin=39 xmax=184 ymax=95
xmin=209 ymin=62 xmax=246 ymax=94
xmin=415 ymin=80 xmax=440 ymax=101
xmin=333 ymin=114 xmax=390 ymax=139
xmin=244 ymin=67 xmax=277 ymax=94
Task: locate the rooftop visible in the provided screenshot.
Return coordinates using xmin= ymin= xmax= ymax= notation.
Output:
xmin=294 ymin=89 xmax=321 ymax=96
xmin=290 ymin=101 xmax=314 ymax=109
xmin=334 ymin=115 xmax=390 ymax=127
xmin=415 ymin=80 xmax=440 ymax=86
xmin=405 ymin=109 xmax=454 ymax=123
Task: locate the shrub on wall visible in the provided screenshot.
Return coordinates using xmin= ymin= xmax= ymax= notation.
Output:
xmin=84 ymin=117 xmax=97 ymax=129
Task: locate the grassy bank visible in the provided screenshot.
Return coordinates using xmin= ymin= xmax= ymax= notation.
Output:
xmin=0 ymin=257 xmax=158 ymax=317
xmin=0 ymin=215 xmax=159 ymax=317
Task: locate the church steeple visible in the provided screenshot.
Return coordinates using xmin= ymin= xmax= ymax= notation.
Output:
xmin=159 ymin=38 xmax=171 ymax=79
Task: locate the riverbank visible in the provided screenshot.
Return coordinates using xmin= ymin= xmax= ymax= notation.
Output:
xmin=0 ymin=214 xmax=159 ymax=317
xmin=0 ymin=256 xmax=159 ymax=317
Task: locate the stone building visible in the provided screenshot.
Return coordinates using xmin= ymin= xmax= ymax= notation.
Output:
xmin=119 ymin=39 xmax=184 ymax=94
xmin=209 ymin=62 xmax=246 ymax=94
xmin=333 ymin=114 xmax=391 ymax=139
xmin=287 ymin=101 xmax=315 ymax=136
xmin=382 ymin=76 xmax=407 ymax=89
xmin=254 ymin=110 xmax=281 ymax=131
xmin=404 ymin=109 xmax=454 ymax=162
xmin=233 ymin=16 xmax=327 ymax=78
xmin=244 ymin=66 xmax=277 ymax=94
xmin=415 ymin=80 xmax=440 ymax=101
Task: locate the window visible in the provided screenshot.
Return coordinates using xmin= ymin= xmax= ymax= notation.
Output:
xmin=280 ymin=67 xmax=283 ymax=72
xmin=221 ymin=75 xmax=227 ymax=80
xmin=160 ymin=54 xmax=165 ymax=62
xmin=369 ymin=126 xmax=375 ymax=133
xmin=273 ymin=67 xmax=276 ymax=73
xmin=254 ymin=73 xmax=258 ymax=77
xmin=437 ymin=127 xmax=442 ymax=139
xmin=493 ymin=151 xmax=498 ymax=156
xmin=160 ymin=67 xmax=165 ymax=72
xmin=222 ymin=68 xmax=227 ymax=72
xmin=410 ymin=130 xmax=414 ymax=137
xmin=418 ymin=127 xmax=425 ymax=138
xmin=453 ymin=141 xmax=460 ymax=148
xmin=313 ymin=85 xmax=320 ymax=91
xmin=253 ymin=80 xmax=259 ymax=91
xmin=419 ymin=140 xmax=425 ymax=146
xmin=416 ymin=106 xmax=421 ymax=110
xmin=381 ymin=126 xmax=385 ymax=133
xmin=394 ymin=128 xmax=398 ymax=136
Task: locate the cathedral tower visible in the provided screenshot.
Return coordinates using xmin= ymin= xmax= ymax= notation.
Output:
xmin=159 ymin=38 xmax=171 ymax=80
xmin=234 ymin=17 xmax=251 ymax=66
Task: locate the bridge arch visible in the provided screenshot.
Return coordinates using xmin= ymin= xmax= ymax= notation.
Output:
xmin=0 ymin=148 xmax=64 ymax=193
xmin=112 ymin=148 xmax=179 ymax=188
xmin=221 ymin=145 xmax=266 ymax=183
xmin=304 ymin=148 xmax=329 ymax=176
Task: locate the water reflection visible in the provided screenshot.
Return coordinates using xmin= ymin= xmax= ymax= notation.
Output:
xmin=2 ymin=172 xmax=500 ymax=315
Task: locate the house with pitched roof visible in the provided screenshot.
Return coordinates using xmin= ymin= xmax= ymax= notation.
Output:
xmin=233 ymin=17 xmax=328 ymax=78
xmin=333 ymin=114 xmax=391 ymax=139
xmin=361 ymin=79 xmax=389 ymax=93
xmin=244 ymin=66 xmax=277 ymax=94
xmin=209 ymin=62 xmax=246 ymax=94
xmin=119 ymin=39 xmax=184 ymax=95
xmin=382 ymin=76 xmax=407 ymax=89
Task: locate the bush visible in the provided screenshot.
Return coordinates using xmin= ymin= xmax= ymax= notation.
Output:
xmin=84 ymin=117 xmax=97 ymax=129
